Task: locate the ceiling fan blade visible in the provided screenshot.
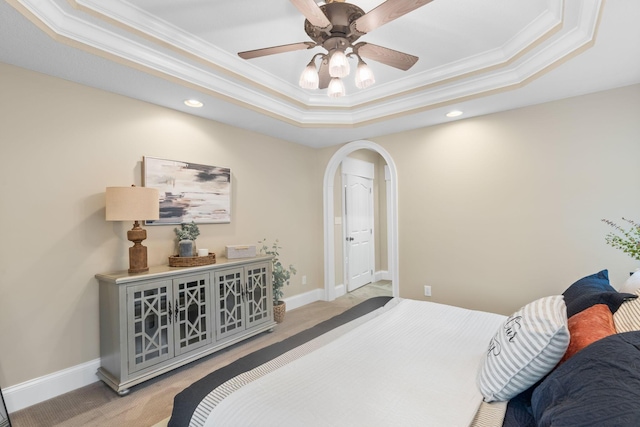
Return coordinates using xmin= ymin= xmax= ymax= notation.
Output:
xmin=351 ymin=0 xmax=433 ymax=35
xmin=238 ymin=42 xmax=316 ymax=60
xmin=355 ymin=42 xmax=418 ymax=71
xmin=290 ymin=0 xmax=332 ymax=30
xmin=318 ymin=56 xmax=331 ymax=89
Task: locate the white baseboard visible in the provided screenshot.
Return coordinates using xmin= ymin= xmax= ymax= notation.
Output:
xmin=283 ymin=287 xmax=325 ymax=310
xmin=334 ymin=283 xmax=346 ymax=298
xmin=375 ymin=270 xmax=391 ymax=282
xmin=4 ymin=358 xmax=100 ymax=413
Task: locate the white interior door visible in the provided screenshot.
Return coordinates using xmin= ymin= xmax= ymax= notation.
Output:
xmin=345 ymin=173 xmax=374 ymax=292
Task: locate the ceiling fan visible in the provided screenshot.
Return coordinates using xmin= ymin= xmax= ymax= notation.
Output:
xmin=238 ymin=0 xmax=434 ymax=97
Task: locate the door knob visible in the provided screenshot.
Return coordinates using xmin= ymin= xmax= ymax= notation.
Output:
xmin=346 ymin=237 xmax=354 ymax=241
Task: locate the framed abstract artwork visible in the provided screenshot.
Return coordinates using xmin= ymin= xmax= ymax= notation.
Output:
xmin=143 ymin=156 xmax=231 ymax=224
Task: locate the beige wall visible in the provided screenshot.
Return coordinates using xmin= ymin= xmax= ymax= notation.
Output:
xmin=0 ymin=63 xmax=322 ymax=387
xmin=2 ymin=60 xmax=639 ymax=390
xmin=369 ymin=84 xmax=640 ymax=315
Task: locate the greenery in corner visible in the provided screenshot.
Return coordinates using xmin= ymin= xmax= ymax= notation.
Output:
xmin=259 ymin=238 xmax=297 ymax=305
xmin=602 ymin=217 xmax=640 ymax=261
xmin=174 ymin=221 xmax=200 ymax=241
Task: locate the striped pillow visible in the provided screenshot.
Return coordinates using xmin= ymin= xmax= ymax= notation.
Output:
xmin=613 ymin=288 xmax=640 ymax=333
xmin=477 ymin=295 xmax=569 ymax=402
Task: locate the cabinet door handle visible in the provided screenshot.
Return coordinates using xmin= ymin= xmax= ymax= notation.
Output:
xmin=168 ymin=301 xmax=173 ymax=324
xmin=175 ymin=299 xmax=179 ymax=322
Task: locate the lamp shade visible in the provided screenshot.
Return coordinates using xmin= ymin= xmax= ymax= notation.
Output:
xmin=299 ymin=62 xmax=319 ymax=89
xmin=355 ymin=59 xmax=375 ymax=89
xmin=329 ymin=50 xmax=350 ymax=78
xmin=106 ymin=186 xmax=159 ymax=221
xmin=327 ymin=77 xmax=346 ymax=98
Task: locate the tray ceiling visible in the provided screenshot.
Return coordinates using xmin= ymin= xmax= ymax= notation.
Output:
xmin=2 ymin=0 xmax=639 ymax=147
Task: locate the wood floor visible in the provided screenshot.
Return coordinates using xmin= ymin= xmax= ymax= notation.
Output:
xmin=10 ymin=282 xmax=391 ymax=427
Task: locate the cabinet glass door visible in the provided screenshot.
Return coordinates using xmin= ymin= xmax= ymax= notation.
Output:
xmin=245 ymin=262 xmax=272 ymax=328
xmin=127 ymin=280 xmax=173 ymax=372
xmin=214 ymin=267 xmax=245 ymax=340
xmin=0 ymin=386 xmax=10 ymax=427
xmin=174 ymin=274 xmax=211 ymax=356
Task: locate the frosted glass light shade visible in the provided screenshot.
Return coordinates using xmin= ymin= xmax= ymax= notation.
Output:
xmin=355 ymin=60 xmax=375 ymax=89
xmin=329 ymin=50 xmax=350 ymax=78
xmin=299 ymin=63 xmax=319 ymax=89
xmin=327 ymin=78 xmax=346 ymax=98
xmin=106 ymin=186 xmax=159 ymax=221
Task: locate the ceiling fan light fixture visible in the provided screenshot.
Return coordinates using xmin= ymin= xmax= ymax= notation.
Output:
xmin=329 ymin=49 xmax=350 ymax=78
xmin=327 ymin=77 xmax=346 ymax=98
xmin=299 ymin=60 xmax=319 ymax=89
xmin=355 ymin=58 xmax=375 ymax=89
xmin=239 ymin=0 xmax=429 ymax=96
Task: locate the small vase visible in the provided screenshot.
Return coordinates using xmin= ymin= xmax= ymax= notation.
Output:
xmin=179 ymin=239 xmax=194 ymax=257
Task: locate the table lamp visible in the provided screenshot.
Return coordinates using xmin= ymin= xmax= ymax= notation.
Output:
xmin=106 ymin=185 xmax=160 ymax=273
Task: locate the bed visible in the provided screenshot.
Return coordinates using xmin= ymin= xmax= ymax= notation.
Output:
xmin=169 ymin=270 xmax=640 ymax=427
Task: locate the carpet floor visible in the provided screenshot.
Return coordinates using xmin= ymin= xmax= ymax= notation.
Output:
xmin=10 ymin=282 xmax=391 ymax=427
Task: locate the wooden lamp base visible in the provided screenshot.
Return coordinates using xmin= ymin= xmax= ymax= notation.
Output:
xmin=127 ymin=220 xmax=149 ymax=273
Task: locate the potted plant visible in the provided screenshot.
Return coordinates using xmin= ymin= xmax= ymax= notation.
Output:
xmin=259 ymin=238 xmax=296 ymax=323
xmin=602 ymin=218 xmax=640 ymax=292
xmin=602 ymin=218 xmax=640 ymax=261
xmin=174 ymin=221 xmax=200 ymax=257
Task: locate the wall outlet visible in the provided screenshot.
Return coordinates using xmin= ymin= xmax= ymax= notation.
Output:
xmin=302 ymin=275 xmax=307 ymax=285
xmin=424 ymin=285 xmax=432 ymax=297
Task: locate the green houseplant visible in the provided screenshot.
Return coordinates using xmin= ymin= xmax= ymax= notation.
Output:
xmin=602 ymin=217 xmax=640 ymax=261
xmin=259 ymin=238 xmax=296 ymax=323
xmin=174 ymin=221 xmax=200 ymax=257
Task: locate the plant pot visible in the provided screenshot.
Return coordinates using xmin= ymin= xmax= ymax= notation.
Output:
xmin=179 ymin=239 xmax=194 ymax=257
xmin=273 ymin=301 xmax=286 ymax=324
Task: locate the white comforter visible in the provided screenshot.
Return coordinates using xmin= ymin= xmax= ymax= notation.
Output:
xmin=202 ymin=298 xmax=505 ymax=427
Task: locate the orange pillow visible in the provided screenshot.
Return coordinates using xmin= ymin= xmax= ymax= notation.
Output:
xmin=560 ymin=303 xmax=616 ymax=364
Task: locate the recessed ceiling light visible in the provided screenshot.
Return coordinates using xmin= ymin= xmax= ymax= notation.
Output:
xmin=184 ymin=99 xmax=203 ymax=108
xmin=446 ymin=110 xmax=463 ymax=118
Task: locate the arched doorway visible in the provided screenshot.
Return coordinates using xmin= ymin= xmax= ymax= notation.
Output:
xmin=323 ymin=140 xmax=399 ymax=300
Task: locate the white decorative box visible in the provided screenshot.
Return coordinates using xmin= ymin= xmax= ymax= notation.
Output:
xmin=226 ymin=245 xmax=256 ymax=259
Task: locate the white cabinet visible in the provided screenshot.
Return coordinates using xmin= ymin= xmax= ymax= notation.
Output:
xmin=96 ymin=256 xmax=274 ymax=395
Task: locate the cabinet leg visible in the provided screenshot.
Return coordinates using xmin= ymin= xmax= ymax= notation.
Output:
xmin=117 ymin=388 xmax=130 ymax=397
xmin=268 ymin=327 xmax=275 ymax=333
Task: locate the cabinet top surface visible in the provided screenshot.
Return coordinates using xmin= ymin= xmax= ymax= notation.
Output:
xmin=96 ymin=255 xmax=272 ymax=284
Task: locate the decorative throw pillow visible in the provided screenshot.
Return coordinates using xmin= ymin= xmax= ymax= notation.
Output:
xmin=477 ymin=295 xmax=569 ymax=402
xmin=559 ymin=304 xmax=616 ymax=364
xmin=619 ymin=270 xmax=640 ymax=293
xmin=562 ymin=270 xmax=637 ymax=317
xmin=532 ymin=332 xmax=640 ymax=426
xmin=613 ymin=288 xmax=640 ymax=333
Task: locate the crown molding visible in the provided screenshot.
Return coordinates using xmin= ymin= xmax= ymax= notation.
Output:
xmin=9 ymin=0 xmax=603 ymax=127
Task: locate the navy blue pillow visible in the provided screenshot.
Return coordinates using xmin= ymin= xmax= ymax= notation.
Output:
xmin=562 ymin=270 xmax=637 ymax=317
xmin=503 ymin=387 xmax=536 ymax=427
xmin=532 ymin=331 xmax=640 ymax=426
